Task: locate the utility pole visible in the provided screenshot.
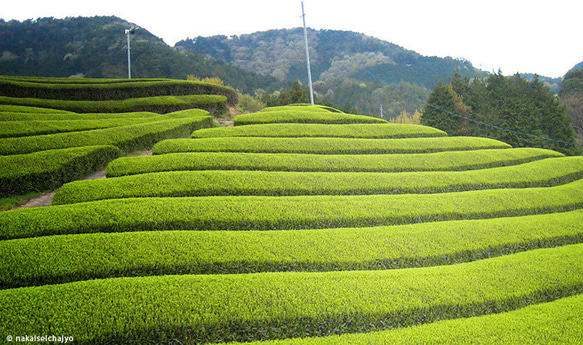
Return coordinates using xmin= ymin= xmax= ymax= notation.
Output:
xmin=301 ymin=1 xmax=315 ymax=105
xmin=380 ymin=103 xmax=384 ymax=119
xmin=125 ymin=27 xmax=137 ymax=79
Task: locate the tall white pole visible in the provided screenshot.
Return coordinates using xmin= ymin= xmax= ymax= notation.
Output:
xmin=301 ymin=1 xmax=315 ymax=105
xmin=125 ymin=29 xmax=132 ymax=79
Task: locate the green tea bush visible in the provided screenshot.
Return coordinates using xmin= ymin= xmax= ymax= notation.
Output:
xmin=0 ymin=117 xmax=183 ymax=138
xmin=152 ymin=136 xmax=511 ymax=155
xmin=0 ymin=105 xmax=74 ymax=113
xmin=192 ymin=123 xmax=446 ymax=139
xmin=2 ymin=210 xmax=582 ymax=288
xmin=235 ymin=294 xmax=583 ymax=344
xmin=3 ymin=179 xmax=583 ymax=239
xmin=0 ymin=94 xmax=227 ymax=114
xmin=106 ymin=148 xmax=562 ymax=176
xmin=259 ymin=105 xmax=343 ymax=113
xmin=0 ymin=116 xmax=214 ymax=155
xmin=234 ymin=110 xmax=387 ymax=125
xmin=0 ymin=111 xmax=162 ymax=121
xmin=0 ymin=146 xmax=121 ymax=196
xmin=0 ymin=76 xmax=238 ymax=104
xmin=1 ymin=244 xmax=583 ymax=343
xmin=55 ymin=157 xmax=583 ymax=204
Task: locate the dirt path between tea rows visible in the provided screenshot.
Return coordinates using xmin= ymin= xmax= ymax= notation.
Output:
xmin=12 ymin=150 xmax=152 ymax=210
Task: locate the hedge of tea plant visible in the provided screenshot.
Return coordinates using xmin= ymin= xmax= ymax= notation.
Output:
xmin=106 ymin=148 xmax=562 ymax=176
xmin=152 ymin=136 xmax=511 ymax=155
xmin=3 ymin=179 xmax=583 ymax=239
xmin=1 ymin=244 xmax=582 ymax=344
xmin=0 ymin=145 xmax=121 ymax=197
xmin=0 ymin=94 xmax=228 ymax=114
xmin=232 ymin=294 xmax=583 ymax=345
xmin=192 ymin=123 xmax=446 ymax=139
xmin=2 ymin=210 xmax=582 ymax=289
xmin=54 ymin=157 xmax=583 ymax=204
xmin=233 ymin=110 xmax=387 ymax=125
xmin=0 ymin=76 xmax=238 ymax=104
xmin=0 ymin=116 xmax=213 ymax=155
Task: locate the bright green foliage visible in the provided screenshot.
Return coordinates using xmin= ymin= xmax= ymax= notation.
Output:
xmin=0 ymin=111 xmax=162 ymax=121
xmin=0 ymin=105 xmax=74 ymax=113
xmin=0 ymin=94 xmax=227 ymax=114
xmin=0 ymin=117 xmax=190 ymax=138
xmin=192 ymin=123 xmax=446 ymax=139
xmin=234 ymin=110 xmax=386 ymax=125
xmin=3 ymin=179 xmax=583 ymax=239
xmin=0 ymin=116 xmax=213 ymax=155
xmin=152 ymin=136 xmax=510 ymax=155
xmin=0 ymin=146 xmax=121 ymax=196
xmin=2 ymin=210 xmax=583 ymax=288
xmin=0 ymin=76 xmax=238 ymax=104
xmin=233 ymin=294 xmax=583 ymax=344
xmin=54 ymin=157 xmax=583 ymax=204
xmin=1 ymin=244 xmax=583 ymax=344
xmin=106 ymin=148 xmax=562 ymax=176
xmin=259 ymin=105 xmax=343 ymax=113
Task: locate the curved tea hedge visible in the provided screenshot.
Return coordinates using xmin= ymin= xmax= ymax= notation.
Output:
xmin=0 ymin=116 xmax=186 ymax=138
xmin=0 ymin=111 xmax=162 ymax=121
xmin=4 ymin=102 xmax=583 ymax=343
xmin=234 ymin=110 xmax=387 ymax=125
xmin=54 ymin=157 xmax=583 ymax=204
xmin=235 ymin=294 xmax=583 ymax=345
xmin=0 ymin=94 xmax=228 ymax=114
xmin=191 ymin=123 xmax=446 ymax=139
xmin=106 ymin=148 xmax=563 ymax=176
xmin=0 ymin=146 xmax=121 ymax=197
xmin=0 ymin=116 xmax=213 ymax=155
xmin=1 ymin=244 xmax=583 ymax=344
xmin=153 ymin=136 xmax=511 ymax=155
xmin=0 ymin=76 xmax=238 ymax=104
xmin=3 ymin=179 xmax=583 ymax=239
xmin=2 ymin=210 xmax=583 ymax=289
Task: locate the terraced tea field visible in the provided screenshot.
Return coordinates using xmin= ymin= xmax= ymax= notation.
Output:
xmin=0 ymin=76 xmax=232 ymax=199
xmin=1 ymin=102 xmax=583 ymax=344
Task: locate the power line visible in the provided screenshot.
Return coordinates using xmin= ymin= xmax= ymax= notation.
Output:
xmin=364 ymin=69 xmax=581 ymax=147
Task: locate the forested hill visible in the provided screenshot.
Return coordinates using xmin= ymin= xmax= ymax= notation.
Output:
xmin=0 ymin=16 xmax=564 ymax=118
xmin=0 ymin=16 xmax=279 ymax=93
xmin=176 ymin=28 xmax=487 ymax=89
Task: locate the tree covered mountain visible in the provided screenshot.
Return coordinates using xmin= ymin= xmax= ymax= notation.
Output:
xmin=0 ymin=16 xmax=567 ymax=119
xmin=176 ymin=29 xmax=493 ymax=118
xmin=177 ymin=29 xmax=486 ymax=88
xmin=0 ymin=16 xmax=279 ymax=93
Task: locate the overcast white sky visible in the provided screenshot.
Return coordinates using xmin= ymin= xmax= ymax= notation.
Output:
xmin=2 ymin=0 xmax=582 ymax=78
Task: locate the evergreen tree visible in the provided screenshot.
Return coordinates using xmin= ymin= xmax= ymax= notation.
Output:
xmin=421 ymin=73 xmax=581 ymax=155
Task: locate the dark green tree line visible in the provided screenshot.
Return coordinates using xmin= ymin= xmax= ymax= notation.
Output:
xmin=421 ymin=72 xmax=580 ymax=155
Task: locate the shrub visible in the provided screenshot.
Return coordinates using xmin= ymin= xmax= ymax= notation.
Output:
xmin=192 ymin=123 xmax=446 ymax=139
xmin=237 ymin=294 xmax=583 ymax=344
xmin=234 ymin=110 xmax=387 ymax=125
xmin=0 ymin=117 xmax=185 ymax=138
xmin=0 ymin=146 xmax=121 ymax=197
xmin=1 ymin=244 xmax=583 ymax=343
xmin=0 ymin=76 xmax=238 ymax=104
xmin=3 ymin=179 xmax=583 ymax=239
xmin=153 ymin=136 xmax=510 ymax=155
xmin=2 ymin=210 xmax=583 ymax=288
xmin=0 ymin=94 xmax=228 ymax=114
xmin=0 ymin=116 xmax=214 ymax=155
xmin=105 ymin=148 xmax=563 ymax=177
xmin=55 ymin=157 xmax=583 ymax=204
